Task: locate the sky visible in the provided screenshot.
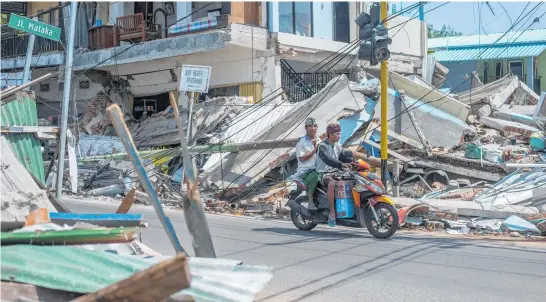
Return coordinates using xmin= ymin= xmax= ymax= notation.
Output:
xmin=398 ymin=1 xmax=546 ymax=35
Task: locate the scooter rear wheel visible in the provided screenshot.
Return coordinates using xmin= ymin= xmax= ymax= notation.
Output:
xmin=290 ymin=196 xmax=318 ymax=231
xmin=365 ymin=203 xmax=399 ymax=239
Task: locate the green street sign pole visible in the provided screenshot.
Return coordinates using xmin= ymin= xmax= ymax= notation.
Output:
xmin=22 ymin=17 xmax=37 ymax=87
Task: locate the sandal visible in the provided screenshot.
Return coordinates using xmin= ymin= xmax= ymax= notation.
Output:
xmin=328 ymin=216 xmax=336 ymax=227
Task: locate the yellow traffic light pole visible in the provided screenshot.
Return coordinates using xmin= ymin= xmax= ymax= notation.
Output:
xmin=380 ymin=2 xmax=388 ymax=185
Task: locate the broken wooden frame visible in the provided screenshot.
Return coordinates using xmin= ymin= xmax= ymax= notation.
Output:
xmin=169 ymin=91 xmax=217 ymax=258
xmin=107 ymin=104 xmax=185 ymax=254
xmin=74 ymin=253 xmax=191 ymax=302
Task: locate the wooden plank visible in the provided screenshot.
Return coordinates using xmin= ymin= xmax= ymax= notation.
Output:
xmin=107 ymin=103 xmax=186 ymax=254
xmin=1 ymin=126 xmax=59 ymax=133
xmin=364 ymin=140 xmax=412 ymax=163
xmin=0 ymin=73 xmax=55 ymax=101
xmin=117 ymin=188 xmax=136 ymax=214
xmin=370 ymin=122 xmax=423 ymax=149
xmin=73 ymin=253 xmax=191 ymax=302
xmin=169 ymin=91 xmax=217 ymax=258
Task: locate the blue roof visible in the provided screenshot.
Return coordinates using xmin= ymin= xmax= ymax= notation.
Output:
xmin=429 ymin=28 xmax=546 ymax=48
xmin=432 ymin=44 xmax=546 ymax=62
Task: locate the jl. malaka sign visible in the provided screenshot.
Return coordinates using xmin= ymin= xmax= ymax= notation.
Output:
xmin=8 ymin=13 xmax=62 ymax=41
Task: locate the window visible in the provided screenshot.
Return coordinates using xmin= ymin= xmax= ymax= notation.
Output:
xmin=483 ymin=62 xmax=489 ymax=84
xmin=79 ymin=80 xmax=90 ymax=89
xmin=279 ymin=2 xmax=313 ymax=37
xmin=495 ymin=62 xmax=503 ymax=80
xmin=333 ymin=2 xmax=350 ymax=43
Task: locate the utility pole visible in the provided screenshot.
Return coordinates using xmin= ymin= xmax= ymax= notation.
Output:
xmin=55 ymin=2 xmax=78 ymax=200
xmin=379 ymin=1 xmax=389 ymax=186
xmin=21 ymin=18 xmax=37 ymax=87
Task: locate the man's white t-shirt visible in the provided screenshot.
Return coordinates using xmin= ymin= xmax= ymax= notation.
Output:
xmin=295 ymin=135 xmax=317 ymax=173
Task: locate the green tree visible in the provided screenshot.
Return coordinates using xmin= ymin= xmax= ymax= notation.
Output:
xmin=427 ymin=24 xmax=463 ymax=38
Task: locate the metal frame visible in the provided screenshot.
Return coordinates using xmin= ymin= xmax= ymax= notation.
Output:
xmin=508 ymin=59 xmax=524 ymax=82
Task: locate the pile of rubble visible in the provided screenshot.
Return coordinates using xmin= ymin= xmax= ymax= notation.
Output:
xmin=42 ymin=68 xmax=545 ymax=238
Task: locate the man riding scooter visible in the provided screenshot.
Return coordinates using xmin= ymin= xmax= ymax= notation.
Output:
xmin=294 ymin=117 xmax=322 ymax=210
xmin=316 ymin=122 xmax=382 ymax=227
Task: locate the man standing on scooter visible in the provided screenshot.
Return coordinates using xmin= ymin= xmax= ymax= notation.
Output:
xmin=316 ymin=122 xmax=382 ymax=227
xmin=295 ymin=117 xmax=322 ymax=210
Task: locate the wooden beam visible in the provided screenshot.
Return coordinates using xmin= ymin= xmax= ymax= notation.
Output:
xmin=0 ymin=73 xmax=55 ymax=101
xmin=364 ymin=140 xmax=412 ymax=163
xmin=116 ymin=188 xmax=136 ymax=214
xmin=1 ymin=126 xmax=59 ymax=134
xmin=370 ymin=122 xmax=423 ymax=149
xmin=73 ymin=253 xmax=191 ymax=302
xmin=169 ymin=91 xmax=217 ymax=258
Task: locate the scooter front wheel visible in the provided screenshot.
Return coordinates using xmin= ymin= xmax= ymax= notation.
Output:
xmin=290 ymin=196 xmax=318 ymax=231
xmin=365 ymin=202 xmax=399 ymax=239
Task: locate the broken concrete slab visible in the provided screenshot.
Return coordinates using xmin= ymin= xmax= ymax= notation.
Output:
xmin=479 ymin=116 xmax=539 ymax=136
xmin=365 ymin=78 xmax=471 ymax=148
xmin=389 ymin=71 xmax=470 ymax=121
xmin=1 ymin=136 xmax=56 ymax=231
xmin=502 ymin=215 xmax=541 ymax=234
xmin=201 ymin=75 xmax=365 ymax=191
xmin=458 ymin=75 xmax=519 ymax=110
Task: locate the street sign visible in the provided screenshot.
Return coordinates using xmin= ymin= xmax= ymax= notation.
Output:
xmin=8 ymin=13 xmax=62 ymax=41
xmin=179 ymin=65 xmax=211 ymax=93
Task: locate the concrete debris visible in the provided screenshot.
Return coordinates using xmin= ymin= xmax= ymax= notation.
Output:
xmin=1 ymin=136 xmax=56 ymax=232
xmin=502 ymin=215 xmax=542 ymax=235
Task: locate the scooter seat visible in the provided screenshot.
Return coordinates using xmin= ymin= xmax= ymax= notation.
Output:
xmin=294 ymin=178 xmax=307 ymax=191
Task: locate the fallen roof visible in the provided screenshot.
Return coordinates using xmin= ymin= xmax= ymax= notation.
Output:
xmin=201 ymin=75 xmax=365 ymax=190
xmin=366 ymin=78 xmax=470 ymax=148
xmin=0 ymin=245 xmax=273 ymax=302
xmin=388 ymin=71 xmax=470 ymax=121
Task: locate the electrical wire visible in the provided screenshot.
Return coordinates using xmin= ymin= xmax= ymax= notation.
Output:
xmin=387 ymin=2 xmax=450 ymax=31
xmin=219 ymin=43 xmax=361 ymax=194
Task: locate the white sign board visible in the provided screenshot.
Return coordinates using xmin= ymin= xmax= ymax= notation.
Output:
xmin=179 ymin=65 xmax=211 ymax=93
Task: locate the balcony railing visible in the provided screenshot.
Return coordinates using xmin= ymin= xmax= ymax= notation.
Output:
xmin=1 ymin=32 xmax=63 ymax=58
xmin=280 ymin=59 xmax=351 ymax=102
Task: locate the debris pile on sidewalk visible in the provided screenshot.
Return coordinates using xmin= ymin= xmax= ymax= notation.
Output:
xmin=1 ymin=96 xmax=273 ymax=301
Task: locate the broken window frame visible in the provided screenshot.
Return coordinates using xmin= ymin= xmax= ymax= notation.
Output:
xmin=279 ymin=1 xmax=313 ymax=37
xmin=508 ymin=60 xmax=524 ymax=83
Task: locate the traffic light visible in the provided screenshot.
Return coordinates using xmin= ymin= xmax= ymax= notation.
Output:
xmin=373 ymin=26 xmax=392 ymax=62
xmin=354 ymin=2 xmax=390 ymax=66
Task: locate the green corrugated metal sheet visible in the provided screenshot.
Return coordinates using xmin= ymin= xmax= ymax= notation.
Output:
xmin=1 ymin=245 xmax=273 ymax=302
xmin=432 ymin=44 xmax=546 ymax=62
xmin=0 ymin=91 xmax=45 ymax=183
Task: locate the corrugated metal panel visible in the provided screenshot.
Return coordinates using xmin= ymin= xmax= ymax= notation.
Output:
xmin=239 ymin=83 xmax=263 ymax=104
xmin=429 ymin=28 xmax=546 ymax=48
xmin=432 ymin=44 xmax=546 ymax=62
xmin=1 ymin=245 xmax=273 ymax=302
xmin=0 ymin=91 xmax=45 ymax=183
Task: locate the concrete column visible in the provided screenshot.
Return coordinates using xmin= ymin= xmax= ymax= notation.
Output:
xmin=176 ymin=1 xmax=192 ymax=25
xmin=527 ymin=56 xmax=534 ymax=90
xmin=109 ymin=2 xmax=124 ymax=22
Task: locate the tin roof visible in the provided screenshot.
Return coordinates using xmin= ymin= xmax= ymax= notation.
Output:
xmin=0 ymin=91 xmax=45 ymax=183
xmin=432 ymin=43 xmax=546 ymax=62
xmin=1 ymin=245 xmax=273 ymax=302
xmin=428 ymin=28 xmax=546 ymax=49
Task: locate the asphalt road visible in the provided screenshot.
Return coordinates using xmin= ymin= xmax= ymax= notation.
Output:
xmin=65 ymin=199 xmax=546 ymax=302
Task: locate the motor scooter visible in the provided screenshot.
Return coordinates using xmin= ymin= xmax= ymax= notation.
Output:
xmin=287 ymin=160 xmax=399 ymax=239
